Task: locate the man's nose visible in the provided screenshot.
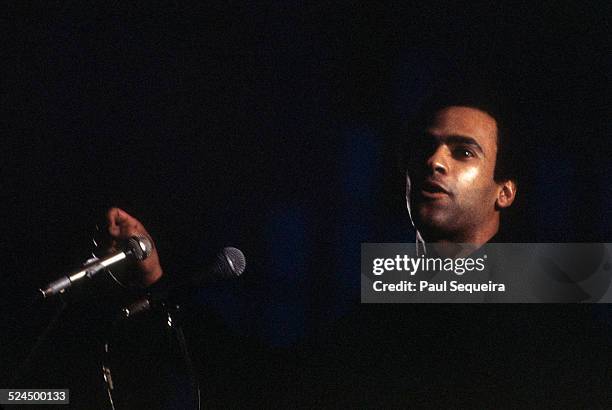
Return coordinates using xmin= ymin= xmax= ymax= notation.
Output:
xmin=426 ymin=146 xmax=449 ymax=175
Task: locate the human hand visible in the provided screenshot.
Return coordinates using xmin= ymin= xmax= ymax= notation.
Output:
xmin=106 ymin=207 xmax=163 ymax=287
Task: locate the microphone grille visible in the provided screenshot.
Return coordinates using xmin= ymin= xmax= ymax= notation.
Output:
xmin=127 ymin=235 xmax=153 ymax=261
xmin=193 ymin=247 xmax=246 ymax=285
xmin=220 ymin=247 xmax=246 ymax=277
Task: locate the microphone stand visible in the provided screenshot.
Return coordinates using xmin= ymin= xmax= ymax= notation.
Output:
xmin=166 ymin=304 xmax=201 ymax=410
xmin=102 ymin=302 xmax=201 ymax=410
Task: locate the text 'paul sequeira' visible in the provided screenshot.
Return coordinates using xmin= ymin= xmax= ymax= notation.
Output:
xmin=372 ymin=255 xmax=487 ymax=276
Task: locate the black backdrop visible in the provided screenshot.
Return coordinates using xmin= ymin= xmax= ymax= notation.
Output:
xmin=2 ymin=2 xmax=611 ymax=407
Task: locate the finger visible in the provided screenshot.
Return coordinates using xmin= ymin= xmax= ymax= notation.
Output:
xmin=107 ymin=207 xmax=125 ymax=237
xmin=107 ymin=208 xmax=117 ymax=234
xmin=106 ymin=207 xmax=145 ymax=238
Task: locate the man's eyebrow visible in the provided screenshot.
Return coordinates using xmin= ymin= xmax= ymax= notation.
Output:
xmin=425 ymin=132 xmax=485 ymax=156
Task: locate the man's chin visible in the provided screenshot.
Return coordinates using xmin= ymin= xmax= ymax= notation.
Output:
xmin=414 ymin=207 xmax=454 ymax=237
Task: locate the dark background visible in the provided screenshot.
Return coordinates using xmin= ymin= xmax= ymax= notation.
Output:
xmin=2 ymin=2 xmax=611 ymax=407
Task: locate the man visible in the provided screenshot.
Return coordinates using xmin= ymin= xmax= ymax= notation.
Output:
xmin=101 ymin=95 xmax=609 ymax=407
xmin=309 ymin=81 xmax=610 ymax=407
xmin=104 ymin=92 xmax=525 ymax=405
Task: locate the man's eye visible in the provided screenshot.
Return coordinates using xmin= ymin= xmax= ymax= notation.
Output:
xmin=453 ymin=148 xmax=475 ymax=159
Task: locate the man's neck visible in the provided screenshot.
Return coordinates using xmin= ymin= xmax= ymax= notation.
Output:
xmin=423 ymin=219 xmax=500 ymax=257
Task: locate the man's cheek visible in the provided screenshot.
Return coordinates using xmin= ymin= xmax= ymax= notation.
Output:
xmin=457 ymin=166 xmax=479 ymax=184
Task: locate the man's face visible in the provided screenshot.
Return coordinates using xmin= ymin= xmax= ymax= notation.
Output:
xmin=408 ymin=106 xmax=501 ymax=241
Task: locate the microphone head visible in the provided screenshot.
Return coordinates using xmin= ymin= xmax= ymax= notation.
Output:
xmin=222 ymin=247 xmax=246 ymax=276
xmin=207 ymin=247 xmax=246 ymax=283
xmin=126 ymin=235 xmax=153 ymax=261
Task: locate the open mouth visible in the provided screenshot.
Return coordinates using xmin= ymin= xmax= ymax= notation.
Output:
xmin=420 ymin=189 xmax=448 ymax=199
xmin=419 ymin=181 xmax=450 ymax=199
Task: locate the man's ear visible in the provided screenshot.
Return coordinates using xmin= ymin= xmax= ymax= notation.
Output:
xmin=496 ymin=180 xmax=517 ymax=209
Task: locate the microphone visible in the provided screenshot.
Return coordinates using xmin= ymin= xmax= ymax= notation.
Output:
xmin=40 ymin=235 xmax=153 ymax=299
xmin=121 ymin=246 xmax=246 ymax=318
